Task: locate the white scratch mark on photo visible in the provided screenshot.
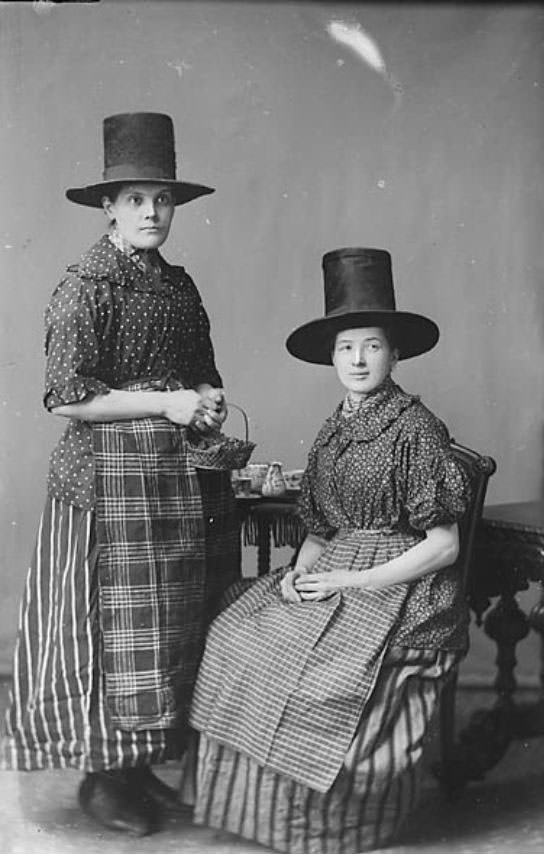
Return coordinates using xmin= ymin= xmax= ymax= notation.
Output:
xmin=327 ymin=20 xmax=403 ymax=105
xmin=33 ymin=0 xmax=54 ymax=16
xmin=167 ymin=59 xmax=192 ymax=78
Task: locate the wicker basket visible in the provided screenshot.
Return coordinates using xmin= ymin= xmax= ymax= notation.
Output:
xmin=186 ymin=402 xmax=256 ymax=471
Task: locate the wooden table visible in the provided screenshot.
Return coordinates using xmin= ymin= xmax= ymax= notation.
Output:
xmin=450 ymin=500 xmax=544 ymax=788
xmin=470 ymin=501 xmax=544 ymax=695
xmin=236 ymin=495 xmax=544 ymax=786
xmin=236 ymin=492 xmax=301 ymax=575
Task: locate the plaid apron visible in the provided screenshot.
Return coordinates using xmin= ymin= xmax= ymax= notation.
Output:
xmin=190 ymin=530 xmax=417 ymax=792
xmin=92 ymin=416 xmax=208 ymax=732
xmin=192 ymin=648 xmax=459 ymax=854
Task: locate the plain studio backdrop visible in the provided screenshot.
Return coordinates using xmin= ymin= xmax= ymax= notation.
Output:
xmin=0 ymin=1 xmax=543 ymax=685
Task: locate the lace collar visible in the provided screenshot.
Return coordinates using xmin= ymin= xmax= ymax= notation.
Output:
xmin=107 ymin=227 xmax=160 ymax=274
xmin=71 ymin=233 xmax=185 ymax=291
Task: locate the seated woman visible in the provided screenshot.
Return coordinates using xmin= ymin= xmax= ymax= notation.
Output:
xmin=188 ymin=247 xmax=471 ymax=854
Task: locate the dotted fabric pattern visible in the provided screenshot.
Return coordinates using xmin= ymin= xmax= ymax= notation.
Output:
xmin=44 ymin=234 xmax=222 ymax=509
xmin=297 ymin=378 xmax=473 ymax=649
xmin=298 ymin=378 xmax=469 ymax=537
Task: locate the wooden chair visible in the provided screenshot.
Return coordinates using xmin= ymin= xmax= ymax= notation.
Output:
xmin=434 ymin=440 xmax=497 ymax=796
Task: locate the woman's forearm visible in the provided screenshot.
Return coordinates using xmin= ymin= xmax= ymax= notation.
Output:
xmin=294 ymin=534 xmax=327 ymax=571
xmin=51 ymin=390 xmax=165 ymax=422
xmin=363 ymin=524 xmax=460 ymax=590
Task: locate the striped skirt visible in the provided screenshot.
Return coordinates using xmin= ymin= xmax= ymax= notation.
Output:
xmin=1 ymin=488 xmax=239 ymax=772
xmin=193 ymin=647 xmax=458 ymax=854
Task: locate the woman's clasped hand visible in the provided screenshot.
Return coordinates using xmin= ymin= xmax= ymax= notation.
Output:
xmin=161 ymin=387 xmax=227 ymax=434
xmin=280 ymin=566 xmax=370 ymax=602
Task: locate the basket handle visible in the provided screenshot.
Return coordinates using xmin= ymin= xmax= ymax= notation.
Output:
xmin=225 ymin=401 xmax=250 ymax=443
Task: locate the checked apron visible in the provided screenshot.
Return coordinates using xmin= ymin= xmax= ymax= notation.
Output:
xmin=1 ymin=416 xmax=240 ymax=770
xmin=92 ymin=416 xmax=208 ymax=731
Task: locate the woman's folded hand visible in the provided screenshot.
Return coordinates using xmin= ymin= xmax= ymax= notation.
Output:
xmin=161 ymin=389 xmax=204 ymax=426
xmin=199 ymin=388 xmax=228 ymax=431
xmin=280 ymin=565 xmax=311 ymax=603
xmin=294 ymin=569 xmax=366 ymax=600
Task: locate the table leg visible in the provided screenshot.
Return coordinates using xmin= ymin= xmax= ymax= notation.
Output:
xmin=434 ymin=592 xmax=529 ymax=796
xmin=509 ymin=581 xmax=544 ymax=737
xmin=529 ymin=581 xmax=544 ymax=689
xmin=484 ymin=591 xmax=530 ymax=704
xmin=257 ymin=518 xmax=271 ymax=576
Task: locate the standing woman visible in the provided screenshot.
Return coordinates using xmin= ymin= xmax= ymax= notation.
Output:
xmin=1 ymin=113 xmax=240 ymax=836
xmin=189 ymin=248 xmax=471 ymax=853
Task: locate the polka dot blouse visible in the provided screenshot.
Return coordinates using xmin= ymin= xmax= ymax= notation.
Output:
xmin=44 ymin=234 xmax=222 ymax=509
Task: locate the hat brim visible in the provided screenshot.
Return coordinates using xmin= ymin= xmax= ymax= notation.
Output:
xmin=65 ymin=179 xmax=215 ymax=208
xmin=286 ymin=311 xmax=439 ymax=364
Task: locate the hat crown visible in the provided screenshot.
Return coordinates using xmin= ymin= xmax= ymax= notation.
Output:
xmin=102 ymin=112 xmax=177 ymax=182
xmin=285 ymin=246 xmax=439 ymax=364
xmin=66 ymin=112 xmax=215 ymax=208
xmin=323 ymin=248 xmax=396 ymax=318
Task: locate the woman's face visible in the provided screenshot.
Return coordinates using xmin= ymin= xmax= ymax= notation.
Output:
xmin=332 ymin=327 xmax=398 ymax=398
xmin=102 ymin=183 xmax=175 ymax=250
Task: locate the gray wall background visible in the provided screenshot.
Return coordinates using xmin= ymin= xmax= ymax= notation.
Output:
xmin=1 ymin=1 xmax=543 ymax=683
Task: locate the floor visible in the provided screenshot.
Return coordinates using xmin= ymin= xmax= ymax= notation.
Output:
xmin=1 ymin=682 xmax=543 ymax=854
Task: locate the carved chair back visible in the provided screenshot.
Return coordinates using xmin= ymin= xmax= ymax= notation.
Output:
xmin=435 ymin=441 xmax=497 ymax=796
xmin=450 ymin=440 xmax=497 ymax=594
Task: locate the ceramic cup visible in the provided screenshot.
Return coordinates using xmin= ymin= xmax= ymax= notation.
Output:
xmin=239 ymin=463 xmax=270 ymax=494
xmin=283 ymin=469 xmax=305 ymax=491
xmin=231 ymin=476 xmax=252 ymax=497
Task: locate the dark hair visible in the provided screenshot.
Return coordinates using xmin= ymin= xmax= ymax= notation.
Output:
xmin=381 ymin=325 xmax=398 ymax=351
xmin=329 ymin=324 xmax=399 ymax=359
xmin=101 ymin=183 xmax=124 ymax=205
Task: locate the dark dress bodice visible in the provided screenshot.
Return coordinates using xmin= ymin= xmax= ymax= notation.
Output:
xmin=44 ymin=235 xmax=222 ymax=508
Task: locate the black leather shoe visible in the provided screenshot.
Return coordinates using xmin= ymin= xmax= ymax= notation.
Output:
xmin=128 ymin=766 xmax=187 ymax=814
xmin=78 ymin=771 xmax=159 ymax=836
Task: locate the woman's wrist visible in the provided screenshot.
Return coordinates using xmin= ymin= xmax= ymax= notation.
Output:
xmin=293 ymin=563 xmax=311 ymax=575
xmin=358 ymin=567 xmax=377 ymax=589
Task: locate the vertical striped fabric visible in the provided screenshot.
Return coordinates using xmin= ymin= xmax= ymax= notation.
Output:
xmin=1 ymin=498 xmax=173 ymax=771
xmin=1 ymin=483 xmax=240 ymax=772
xmin=193 ymin=648 xmax=458 ymax=854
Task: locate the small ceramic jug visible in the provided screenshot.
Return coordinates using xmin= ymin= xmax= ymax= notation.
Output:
xmin=261 ymin=461 xmax=287 ymax=497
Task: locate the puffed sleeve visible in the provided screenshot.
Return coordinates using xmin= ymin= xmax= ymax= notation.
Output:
xmin=402 ymin=412 xmax=471 ymax=532
xmin=181 ymin=273 xmax=222 ymax=390
xmin=296 ymin=444 xmax=336 ymax=539
xmin=43 ymin=275 xmax=111 ymax=411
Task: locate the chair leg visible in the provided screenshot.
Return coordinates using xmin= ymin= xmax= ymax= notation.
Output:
xmin=431 ymin=666 xmax=465 ymax=799
xmin=439 ymin=667 xmax=458 ymax=770
xmin=433 ymin=667 xmax=514 ymax=797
